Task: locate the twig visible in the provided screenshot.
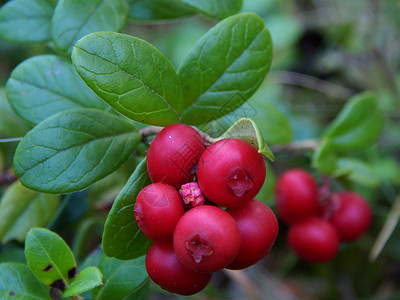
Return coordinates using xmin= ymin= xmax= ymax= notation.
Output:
xmin=0 ymin=137 xmax=23 ymax=143
xmin=270 ymin=139 xmax=319 ymax=153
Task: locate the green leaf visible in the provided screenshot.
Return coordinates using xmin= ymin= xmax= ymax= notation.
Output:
xmin=24 ymin=228 xmax=76 ymax=290
xmin=92 ymin=255 xmax=148 ymax=300
xmin=0 ymin=181 xmax=60 ymax=244
xmin=51 ymin=0 xmax=129 ymax=53
xmin=0 ymin=263 xmax=51 ymax=299
xmin=72 ymin=31 xmax=183 ymax=126
xmin=177 ymin=0 xmax=242 ymax=19
xmin=323 ymin=92 xmax=384 ymax=151
xmin=255 ymin=163 xmax=276 ymax=204
xmin=312 ymin=139 xmax=337 ymax=174
xmin=63 ymin=266 xmax=103 ymax=297
xmin=0 ymin=0 xmax=56 ymax=44
xmin=102 ymin=158 xmax=152 ymax=260
xmin=13 ymin=108 xmax=140 ymax=194
xmin=178 ymin=12 xmax=273 ymax=125
xmin=6 ymin=55 xmax=109 ymax=125
xmin=213 ymin=118 xmax=274 ymax=161
xmin=336 ymin=157 xmax=380 ymax=188
xmin=0 ymin=89 xmax=30 ymax=138
xmin=128 ymin=0 xmax=195 ymax=21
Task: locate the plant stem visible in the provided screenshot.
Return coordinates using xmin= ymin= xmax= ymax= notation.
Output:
xmin=270 ymin=139 xmax=319 ymax=152
xmin=0 ymin=137 xmax=23 ymax=143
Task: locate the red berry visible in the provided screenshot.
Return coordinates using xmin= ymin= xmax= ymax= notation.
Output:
xmin=197 ymin=139 xmax=266 ymax=208
xmin=146 ymin=242 xmax=212 ymax=296
xmin=225 ymin=199 xmax=279 ymax=270
xmin=134 ymin=183 xmax=184 ymax=242
xmin=146 ymin=124 xmax=205 ymax=188
xmin=173 ymin=205 xmax=241 ymax=272
xmin=323 ymin=191 xmax=372 ymax=242
xmin=275 ymin=169 xmax=319 ymax=224
xmin=287 ymin=217 xmax=340 ymax=263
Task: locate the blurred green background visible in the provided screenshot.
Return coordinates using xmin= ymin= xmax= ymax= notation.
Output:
xmin=0 ymin=0 xmax=399 ymax=299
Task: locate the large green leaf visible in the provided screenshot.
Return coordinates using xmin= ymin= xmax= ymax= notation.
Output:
xmin=13 ymin=109 xmax=140 ymax=194
xmin=0 ymin=181 xmax=60 ymax=244
xmin=0 ymin=0 xmax=56 ymax=44
xmin=51 ymin=0 xmax=129 ymax=53
xmin=0 ymin=89 xmax=30 ymax=138
xmin=128 ymin=0 xmax=195 ymax=20
xmin=177 ymin=0 xmax=242 ymax=19
xmin=322 ymin=92 xmax=384 ymax=151
xmin=63 ymin=266 xmax=103 ymax=297
xmin=102 ymin=158 xmax=152 ymax=260
xmin=6 ymin=55 xmax=109 ymax=125
xmin=92 ymin=255 xmax=148 ymax=300
xmin=178 ymin=13 xmax=272 ymax=125
xmin=336 ymin=157 xmax=380 ymax=188
xmin=72 ymin=31 xmax=183 ymax=126
xmin=0 ymin=263 xmax=51 ymax=300
xmin=25 ymin=228 xmax=76 ymax=290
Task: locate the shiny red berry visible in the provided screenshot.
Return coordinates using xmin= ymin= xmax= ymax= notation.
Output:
xmin=323 ymin=191 xmax=372 ymax=242
xmin=275 ymin=169 xmax=319 ymax=224
xmin=225 ymin=199 xmax=279 ymax=270
xmin=173 ymin=205 xmax=241 ymax=272
xmin=287 ymin=217 xmax=340 ymax=263
xmin=197 ymin=139 xmax=266 ymax=208
xmin=146 ymin=242 xmax=212 ymax=296
xmin=146 ymin=124 xmax=205 ymax=188
xmin=134 ymin=183 xmax=184 ymax=242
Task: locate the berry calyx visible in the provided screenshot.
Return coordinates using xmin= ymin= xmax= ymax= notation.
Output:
xmin=173 ymin=205 xmax=241 ymax=272
xmin=146 ymin=124 xmax=205 ymax=188
xmin=197 ymin=139 xmax=266 ymax=208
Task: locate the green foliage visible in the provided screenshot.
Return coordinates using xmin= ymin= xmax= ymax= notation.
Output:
xmin=0 ymin=263 xmax=51 ymax=299
xmin=13 ymin=109 xmax=141 ymax=193
xmin=0 ymin=0 xmax=57 ymax=44
xmin=0 ymin=181 xmax=59 ymax=244
xmin=102 ymin=158 xmax=152 ymax=260
xmin=128 ymin=0 xmax=195 ymax=21
xmin=52 ymin=0 xmax=129 ymax=54
xmin=0 ymin=89 xmax=30 ymax=138
xmin=6 ymin=55 xmax=108 ymax=125
xmin=177 ymin=0 xmax=242 ymax=19
xmin=63 ymin=266 xmax=103 ymax=297
xmin=178 ymin=12 xmax=272 ymax=125
xmin=72 ymin=32 xmax=183 ymax=126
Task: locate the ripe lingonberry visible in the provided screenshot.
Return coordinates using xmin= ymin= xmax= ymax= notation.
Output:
xmin=146 ymin=124 xmax=205 ymax=188
xmin=287 ymin=217 xmax=340 ymax=263
xmin=134 ymin=183 xmax=184 ymax=242
xmin=225 ymin=199 xmax=279 ymax=270
xmin=146 ymin=242 xmax=213 ymax=296
xmin=197 ymin=139 xmax=266 ymax=208
xmin=275 ymin=169 xmax=319 ymax=224
xmin=173 ymin=205 xmax=241 ymax=273
xmin=323 ymin=191 xmax=372 ymax=242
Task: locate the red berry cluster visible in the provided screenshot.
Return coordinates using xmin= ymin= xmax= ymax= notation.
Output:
xmin=275 ymin=169 xmax=372 ymax=263
xmin=134 ymin=124 xmax=279 ymax=296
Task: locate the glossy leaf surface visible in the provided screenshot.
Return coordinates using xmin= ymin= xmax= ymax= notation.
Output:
xmin=128 ymin=0 xmax=194 ymax=20
xmin=177 ymin=0 xmax=242 ymax=19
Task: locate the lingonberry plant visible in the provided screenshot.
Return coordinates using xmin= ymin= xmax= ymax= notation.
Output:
xmin=0 ymin=0 xmax=392 ymax=299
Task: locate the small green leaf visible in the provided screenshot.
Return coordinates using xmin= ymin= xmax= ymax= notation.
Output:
xmin=213 ymin=118 xmax=274 ymax=161
xmin=6 ymin=55 xmax=109 ymax=125
xmin=0 ymin=263 xmax=51 ymax=299
xmin=323 ymin=92 xmax=384 ymax=151
xmin=0 ymin=181 xmax=60 ymax=244
xmin=63 ymin=266 xmax=103 ymax=297
xmin=13 ymin=108 xmax=140 ymax=194
xmin=51 ymin=0 xmax=129 ymax=53
xmin=0 ymin=0 xmax=56 ymax=44
xmin=177 ymin=0 xmax=242 ymax=19
xmin=92 ymin=255 xmax=148 ymax=300
xmin=72 ymin=31 xmax=183 ymax=126
xmin=25 ymin=228 xmax=76 ymax=290
xmin=0 ymin=89 xmax=30 ymax=138
xmin=128 ymin=0 xmax=195 ymax=20
xmin=255 ymin=163 xmax=276 ymax=204
xmin=312 ymin=139 xmax=337 ymax=174
xmin=336 ymin=157 xmax=380 ymax=188
xmin=178 ymin=13 xmax=272 ymax=125
xmin=102 ymin=158 xmax=152 ymax=260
